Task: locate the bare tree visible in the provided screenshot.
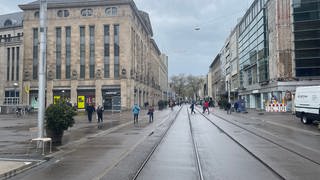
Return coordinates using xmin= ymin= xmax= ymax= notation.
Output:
xmin=170 ymin=74 xmax=205 ymax=101
xmin=186 ymin=75 xmax=204 ymax=100
xmin=170 ymin=74 xmax=187 ymax=99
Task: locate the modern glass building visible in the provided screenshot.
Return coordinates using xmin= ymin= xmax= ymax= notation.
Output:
xmin=293 ymin=0 xmax=320 ymax=77
xmin=238 ymin=0 xmax=268 ymax=108
xmin=239 ymin=0 xmax=268 ymax=89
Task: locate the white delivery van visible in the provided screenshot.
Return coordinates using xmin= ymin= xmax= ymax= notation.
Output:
xmin=294 ymin=86 xmax=320 ymax=124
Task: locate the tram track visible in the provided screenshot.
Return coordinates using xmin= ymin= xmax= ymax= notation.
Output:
xmin=204 ymin=108 xmax=320 ymax=166
xmin=193 ymin=106 xmax=320 ymax=179
xmin=132 ymin=106 xmax=205 ymax=180
xmin=192 ymin=107 xmax=285 ymax=179
xmin=131 ymin=106 xmax=183 ymax=180
xmin=187 ymin=108 xmax=204 ymax=180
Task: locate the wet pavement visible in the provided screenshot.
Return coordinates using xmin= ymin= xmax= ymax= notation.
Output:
xmin=190 ymin=108 xmax=282 ymax=180
xmin=0 ymin=109 xmax=153 ymax=179
xmin=136 ymin=107 xmax=198 ymax=180
xmin=0 ymin=105 xmax=319 ymax=179
xmin=7 ymin=108 xmax=176 ymax=180
xmin=200 ymin=106 xmax=320 ymax=180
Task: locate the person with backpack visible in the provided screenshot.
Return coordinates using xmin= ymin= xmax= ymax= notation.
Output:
xmin=132 ymin=103 xmax=141 ymax=124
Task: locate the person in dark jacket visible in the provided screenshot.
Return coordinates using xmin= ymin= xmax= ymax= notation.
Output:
xmin=86 ymin=103 xmax=95 ymax=123
xmin=96 ymin=104 xmax=104 ymax=123
xmin=148 ymin=105 xmax=155 ymax=123
xmin=226 ymin=102 xmax=232 ymax=114
xmin=234 ymin=101 xmax=239 ymax=112
xmin=190 ymin=101 xmax=196 ymax=114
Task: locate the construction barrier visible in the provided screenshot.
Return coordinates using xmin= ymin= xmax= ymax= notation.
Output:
xmin=265 ymin=103 xmax=287 ymax=112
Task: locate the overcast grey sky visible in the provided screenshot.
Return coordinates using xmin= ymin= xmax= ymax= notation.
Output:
xmin=1 ymin=0 xmax=254 ymax=77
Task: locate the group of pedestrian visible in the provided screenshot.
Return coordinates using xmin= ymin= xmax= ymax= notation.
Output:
xmin=132 ymin=103 xmax=155 ymax=125
xmin=85 ymin=103 xmax=104 ymax=128
xmin=86 ymin=102 xmax=156 ymax=127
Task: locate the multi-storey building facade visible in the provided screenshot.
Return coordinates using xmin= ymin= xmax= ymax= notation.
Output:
xmin=0 ymin=12 xmax=24 ymax=107
xmin=208 ymin=54 xmax=223 ymax=100
xmin=208 ymin=0 xmax=320 ymax=110
xmin=292 ymin=0 xmax=320 ymax=77
xmin=221 ymin=26 xmax=239 ymax=102
xmin=8 ymin=0 xmax=166 ymax=110
xmin=159 ymin=54 xmax=169 ymax=100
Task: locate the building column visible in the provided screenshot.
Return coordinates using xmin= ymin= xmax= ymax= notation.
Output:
xmin=120 ymin=79 xmax=128 ymax=110
xmin=250 ymin=94 xmax=255 ymax=109
xmin=71 ymin=80 xmax=78 ymax=107
xmin=260 ymin=93 xmax=264 ymax=110
xmin=95 ymin=80 xmax=102 ymax=106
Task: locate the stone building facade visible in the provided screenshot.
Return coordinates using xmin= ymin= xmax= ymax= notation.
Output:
xmin=18 ymin=0 xmax=166 ymax=110
xmin=0 ymin=12 xmax=24 ymax=106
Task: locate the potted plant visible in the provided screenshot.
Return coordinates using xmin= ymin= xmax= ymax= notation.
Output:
xmin=45 ymin=100 xmax=76 ymax=145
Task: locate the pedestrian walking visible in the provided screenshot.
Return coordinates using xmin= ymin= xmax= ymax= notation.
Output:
xmin=132 ymin=103 xmax=141 ymax=124
xmin=169 ymin=100 xmax=174 ymax=111
xmin=203 ymin=100 xmax=209 ymax=114
xmin=190 ymin=101 xmax=196 ymax=114
xmin=227 ymin=102 xmax=232 ymax=114
xmin=234 ymin=101 xmax=239 ymax=112
xmin=96 ymin=104 xmax=104 ymax=128
xmin=86 ymin=103 xmax=95 ymax=123
xmin=148 ymin=105 xmax=155 ymax=123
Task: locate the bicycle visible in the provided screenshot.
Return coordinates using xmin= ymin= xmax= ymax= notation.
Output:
xmin=16 ymin=107 xmax=22 ymax=117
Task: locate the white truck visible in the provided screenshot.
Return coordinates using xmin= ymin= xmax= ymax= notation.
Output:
xmin=294 ymin=86 xmax=320 ymax=124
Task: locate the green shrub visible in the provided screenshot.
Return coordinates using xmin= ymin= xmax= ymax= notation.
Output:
xmin=45 ymin=101 xmax=77 ymax=134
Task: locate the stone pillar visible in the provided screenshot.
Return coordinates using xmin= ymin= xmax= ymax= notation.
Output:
xmin=95 ymin=80 xmax=102 ymax=106
xmin=120 ymin=79 xmax=127 ymax=110
xmin=260 ymin=93 xmax=264 ymax=110
xmin=71 ymin=80 xmax=78 ymax=106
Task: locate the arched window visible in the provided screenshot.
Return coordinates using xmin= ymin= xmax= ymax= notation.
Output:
xmin=57 ymin=10 xmax=70 ymax=17
xmin=105 ymin=7 xmax=117 ymax=16
xmin=57 ymin=10 xmax=63 ymax=17
xmin=81 ymin=9 xmax=93 ymax=16
xmin=4 ymin=19 xmax=12 ymax=27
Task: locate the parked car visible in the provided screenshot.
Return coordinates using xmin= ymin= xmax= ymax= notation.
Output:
xmin=294 ymin=86 xmax=320 ymax=124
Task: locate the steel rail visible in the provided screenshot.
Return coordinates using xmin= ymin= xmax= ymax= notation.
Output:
xmin=131 ymin=107 xmax=183 ymax=180
xmin=208 ymin=108 xmax=320 ymax=166
xmin=195 ymin=108 xmax=286 ymax=180
xmin=187 ymin=108 xmax=204 ymax=180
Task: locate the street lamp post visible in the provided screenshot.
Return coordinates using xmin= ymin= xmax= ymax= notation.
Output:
xmin=62 ymin=90 xmax=65 ymax=100
xmin=37 ymin=0 xmax=47 ymax=139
